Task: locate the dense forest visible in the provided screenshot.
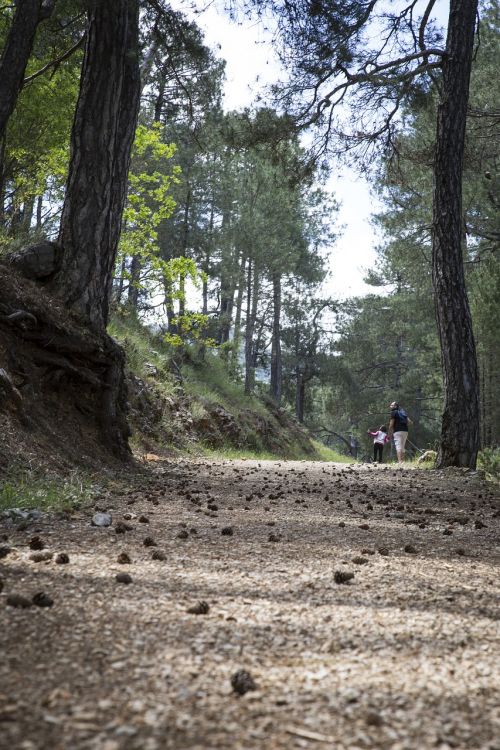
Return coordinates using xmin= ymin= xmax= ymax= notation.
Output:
xmin=0 ymin=0 xmax=498 ymax=468
xmin=1 ymin=5 xmax=500 ymax=749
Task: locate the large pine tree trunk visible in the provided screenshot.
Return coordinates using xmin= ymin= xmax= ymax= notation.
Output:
xmin=0 ymin=0 xmax=50 ymax=141
xmin=55 ymin=0 xmax=140 ymax=331
xmin=432 ymin=0 xmax=480 ymax=468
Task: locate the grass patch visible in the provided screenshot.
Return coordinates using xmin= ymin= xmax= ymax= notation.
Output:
xmin=201 ymin=446 xmax=285 ymax=461
xmin=201 ymin=441 xmax=356 ymax=463
xmin=310 ymin=440 xmax=355 ymax=463
xmin=0 ymin=471 xmax=99 ymax=513
xmin=182 ymin=352 xmax=269 ymax=418
xmin=478 ymin=447 xmax=500 ymax=482
xmin=108 ymin=314 xmax=177 ymax=395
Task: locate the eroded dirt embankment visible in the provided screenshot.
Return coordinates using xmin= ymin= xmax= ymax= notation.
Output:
xmin=1 ymin=459 xmax=499 ymax=750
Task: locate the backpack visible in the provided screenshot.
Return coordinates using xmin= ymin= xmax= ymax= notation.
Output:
xmin=396 ymin=408 xmax=408 ymax=425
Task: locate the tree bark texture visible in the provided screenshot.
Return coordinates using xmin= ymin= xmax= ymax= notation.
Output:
xmin=0 ymin=0 xmax=42 ymax=142
xmin=270 ymin=271 xmax=282 ymax=404
xmin=244 ymin=259 xmax=259 ymax=394
xmin=127 ymin=254 xmax=141 ymax=311
xmin=56 ymin=0 xmax=140 ymax=331
xmin=295 ymin=368 xmax=305 ymax=423
xmin=432 ymin=0 xmax=480 ymax=468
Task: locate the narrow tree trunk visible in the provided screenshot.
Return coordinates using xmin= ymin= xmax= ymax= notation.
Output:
xmin=154 ymin=75 xmax=166 ymax=122
xmin=0 ymin=135 xmax=5 ymax=227
xmin=202 ymin=196 xmax=215 ymax=318
xmin=270 ymin=271 xmax=282 ymax=404
xmin=432 ymin=0 xmax=480 ymax=468
xmin=55 ymin=0 xmax=141 ymax=331
xmin=127 ymin=254 xmax=141 ymax=311
xmin=244 ymin=258 xmax=258 ymax=394
xmin=202 ymin=260 xmax=209 ymax=316
xmin=115 ymin=255 xmax=126 ymax=305
xmin=164 ymin=277 xmax=176 ymax=333
xmin=231 ymin=251 xmax=247 ymax=370
xmin=21 ymin=195 xmax=35 ymax=233
xmin=36 ymin=194 xmax=43 ymax=229
xmin=295 ymin=368 xmax=305 ymax=422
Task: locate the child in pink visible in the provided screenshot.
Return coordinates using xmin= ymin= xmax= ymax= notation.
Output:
xmin=367 ymin=425 xmax=390 ymax=463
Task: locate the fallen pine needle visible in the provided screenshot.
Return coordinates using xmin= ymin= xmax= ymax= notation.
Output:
xmin=285 ymin=726 xmax=336 ymax=743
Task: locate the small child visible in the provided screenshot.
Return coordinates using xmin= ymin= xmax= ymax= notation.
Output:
xmin=367 ymin=425 xmax=390 ymax=463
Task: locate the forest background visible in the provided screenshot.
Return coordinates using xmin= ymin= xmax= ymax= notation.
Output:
xmin=0 ymin=0 xmax=498 ymax=466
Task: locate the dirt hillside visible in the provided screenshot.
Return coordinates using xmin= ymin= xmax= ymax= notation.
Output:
xmin=1 ymin=458 xmax=499 ymax=750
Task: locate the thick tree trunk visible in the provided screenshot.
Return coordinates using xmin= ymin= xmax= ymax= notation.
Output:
xmin=270 ymin=271 xmax=282 ymax=404
xmin=432 ymin=0 xmax=480 ymax=468
xmin=0 ymin=0 xmax=45 ymax=142
xmin=55 ymin=0 xmax=140 ymax=332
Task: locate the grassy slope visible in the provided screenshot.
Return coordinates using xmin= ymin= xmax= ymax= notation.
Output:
xmin=108 ymin=314 xmax=351 ymax=463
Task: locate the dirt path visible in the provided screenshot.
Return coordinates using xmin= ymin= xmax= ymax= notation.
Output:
xmin=1 ymin=459 xmax=499 ymax=750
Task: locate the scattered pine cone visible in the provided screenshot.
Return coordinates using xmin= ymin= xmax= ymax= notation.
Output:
xmin=55 ymin=553 xmax=70 ymax=564
xmin=0 ymin=546 xmax=12 ymax=559
xmin=7 ymin=593 xmax=32 ymax=608
xmin=404 ymin=544 xmax=417 ymax=554
xmin=334 ymin=570 xmax=355 ymax=585
xmin=117 ymin=552 xmax=131 ymax=564
xmin=231 ymin=669 xmax=257 ymax=695
xmin=151 ymin=550 xmax=166 ymax=561
xmin=221 ymin=527 xmax=234 ymax=536
xmin=29 ymin=536 xmax=44 ymax=550
xmin=143 ymin=537 xmax=156 ymax=547
xmin=32 ymin=591 xmax=54 ymax=608
xmin=138 ymin=515 xmax=149 ymax=524
xmin=187 ymin=600 xmax=210 ymax=615
xmin=115 ymin=522 xmax=132 ymax=534
xmin=115 ymin=572 xmax=132 ymax=584
xmin=29 ymin=551 xmax=53 ymax=563
xmin=352 ymin=556 xmax=368 ymax=565
xmin=177 ymin=529 xmax=189 ymax=540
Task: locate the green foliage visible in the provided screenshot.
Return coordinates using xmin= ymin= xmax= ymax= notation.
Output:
xmin=478 ymin=448 xmax=500 ymax=482
xmin=0 ymin=471 xmax=97 ymax=513
xmin=118 ymin=123 xmax=180 ymax=277
xmin=164 ymin=311 xmax=214 ymax=347
xmin=2 ymin=5 xmax=84 ymax=237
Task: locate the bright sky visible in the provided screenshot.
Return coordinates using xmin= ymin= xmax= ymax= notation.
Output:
xmin=175 ymin=1 xmax=449 ymax=299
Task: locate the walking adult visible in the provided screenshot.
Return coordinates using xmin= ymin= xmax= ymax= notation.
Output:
xmin=388 ymin=401 xmax=411 ymax=463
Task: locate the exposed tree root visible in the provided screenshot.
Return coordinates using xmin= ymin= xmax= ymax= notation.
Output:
xmin=0 ymin=264 xmax=130 ymax=466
